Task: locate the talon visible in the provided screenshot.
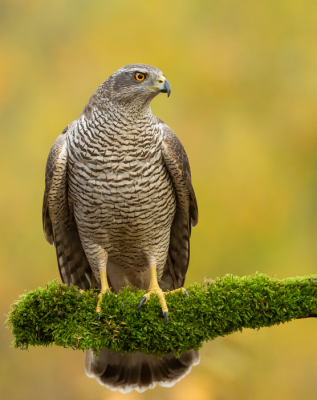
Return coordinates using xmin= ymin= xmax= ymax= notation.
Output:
xmin=184 ymin=289 xmax=189 ymax=297
xmin=137 ymin=296 xmax=147 ymax=310
xmin=164 ymin=311 xmax=168 ymax=324
xmin=96 ymin=312 xmax=100 ymax=320
xmin=121 ymin=301 xmax=125 ymax=307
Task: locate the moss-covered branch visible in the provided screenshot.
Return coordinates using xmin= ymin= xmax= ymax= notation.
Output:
xmin=6 ymin=274 xmax=317 ymax=358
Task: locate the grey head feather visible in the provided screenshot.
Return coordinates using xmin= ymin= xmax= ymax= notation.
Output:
xmin=81 ymin=64 xmax=165 ymax=119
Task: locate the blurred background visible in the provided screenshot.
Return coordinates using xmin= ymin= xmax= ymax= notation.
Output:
xmin=1 ymin=0 xmax=317 ymax=399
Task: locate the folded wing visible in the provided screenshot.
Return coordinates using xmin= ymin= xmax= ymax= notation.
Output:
xmin=42 ymin=124 xmax=95 ymax=290
xmin=157 ymin=118 xmax=198 ymax=290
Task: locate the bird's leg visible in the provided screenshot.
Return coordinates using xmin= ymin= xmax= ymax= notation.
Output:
xmin=96 ymin=261 xmax=110 ymax=319
xmin=137 ymin=265 xmax=169 ymax=323
xmin=78 ymin=242 xmax=123 ymax=317
xmin=137 ymin=266 xmax=190 ymax=323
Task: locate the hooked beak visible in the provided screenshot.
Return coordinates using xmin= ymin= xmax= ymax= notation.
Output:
xmin=156 ymin=75 xmax=171 ymax=97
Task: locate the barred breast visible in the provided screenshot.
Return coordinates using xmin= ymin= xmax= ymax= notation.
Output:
xmin=67 ymin=109 xmax=176 ymax=290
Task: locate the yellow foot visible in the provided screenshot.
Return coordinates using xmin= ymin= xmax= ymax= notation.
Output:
xmin=96 ymin=288 xmax=111 ymax=320
xmin=77 ymin=289 xmax=86 ymax=300
xmin=167 ymin=287 xmax=190 ymax=297
xmin=95 ymin=289 xmax=125 ymax=320
xmin=137 ymin=287 xmax=189 ymax=324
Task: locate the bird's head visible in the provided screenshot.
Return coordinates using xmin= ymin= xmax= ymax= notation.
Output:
xmin=81 ymin=64 xmax=171 ymax=119
xmin=105 ymin=64 xmax=171 ymax=105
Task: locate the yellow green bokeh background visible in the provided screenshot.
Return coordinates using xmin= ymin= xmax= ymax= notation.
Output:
xmin=1 ymin=1 xmax=317 ymax=399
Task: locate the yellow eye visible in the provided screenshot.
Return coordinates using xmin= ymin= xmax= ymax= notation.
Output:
xmin=135 ymin=72 xmax=145 ymax=81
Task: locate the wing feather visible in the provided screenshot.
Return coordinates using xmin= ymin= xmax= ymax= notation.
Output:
xmin=157 ymin=118 xmax=198 ymax=290
xmin=42 ymin=124 xmax=95 ymax=290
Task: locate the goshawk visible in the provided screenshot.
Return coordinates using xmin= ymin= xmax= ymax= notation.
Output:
xmin=42 ymin=64 xmax=199 ymax=393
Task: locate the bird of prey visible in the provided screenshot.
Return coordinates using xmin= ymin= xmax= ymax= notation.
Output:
xmin=42 ymin=64 xmax=199 ymax=393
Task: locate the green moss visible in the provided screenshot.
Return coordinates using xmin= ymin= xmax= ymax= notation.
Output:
xmin=6 ymin=274 xmax=317 ymax=358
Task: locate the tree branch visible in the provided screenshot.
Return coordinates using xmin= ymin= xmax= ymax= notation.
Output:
xmin=6 ymin=274 xmax=317 ymax=358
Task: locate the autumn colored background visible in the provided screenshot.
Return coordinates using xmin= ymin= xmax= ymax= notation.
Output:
xmin=1 ymin=1 xmax=317 ymax=399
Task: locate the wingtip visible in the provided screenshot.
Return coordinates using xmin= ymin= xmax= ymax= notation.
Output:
xmin=44 ymin=232 xmax=54 ymax=246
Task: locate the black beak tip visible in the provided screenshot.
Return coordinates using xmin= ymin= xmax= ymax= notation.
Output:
xmin=160 ymin=79 xmax=171 ymax=97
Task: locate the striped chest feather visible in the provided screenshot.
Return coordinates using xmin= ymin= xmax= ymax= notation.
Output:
xmin=67 ymin=112 xmax=176 ymax=230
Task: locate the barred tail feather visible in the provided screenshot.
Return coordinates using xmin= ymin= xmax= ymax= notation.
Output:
xmin=85 ymin=348 xmax=200 ymax=393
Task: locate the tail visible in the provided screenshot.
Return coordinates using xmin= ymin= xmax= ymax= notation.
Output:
xmin=85 ymin=348 xmax=200 ymax=393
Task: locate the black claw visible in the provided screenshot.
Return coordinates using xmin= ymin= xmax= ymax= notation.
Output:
xmin=121 ymin=301 xmax=125 ymax=307
xmin=184 ymin=289 xmax=189 ymax=298
xmin=164 ymin=311 xmax=168 ymax=324
xmin=96 ymin=312 xmax=100 ymax=321
xmin=137 ymin=296 xmax=147 ymax=310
